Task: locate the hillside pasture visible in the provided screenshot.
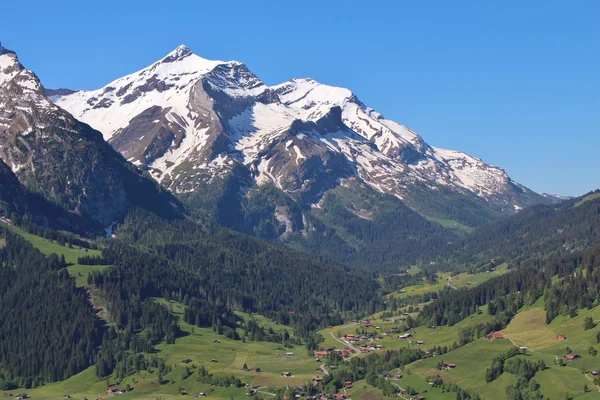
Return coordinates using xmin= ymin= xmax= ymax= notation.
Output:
xmin=5 ymin=224 xmax=111 ymax=287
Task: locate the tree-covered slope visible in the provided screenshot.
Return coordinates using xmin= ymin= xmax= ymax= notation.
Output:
xmin=188 ymin=178 xmax=459 ymax=271
xmin=430 ymin=191 xmax=600 ymax=270
xmin=0 ymin=228 xmax=101 ymax=388
xmin=112 ymin=210 xmax=382 ymax=325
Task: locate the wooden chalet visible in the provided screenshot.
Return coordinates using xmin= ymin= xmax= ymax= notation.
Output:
xmin=442 ymin=362 xmax=456 ymax=370
xmin=484 ymin=332 xmax=504 ymax=340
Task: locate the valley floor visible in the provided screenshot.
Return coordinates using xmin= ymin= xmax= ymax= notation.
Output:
xmin=5 ymin=223 xmax=600 ymax=400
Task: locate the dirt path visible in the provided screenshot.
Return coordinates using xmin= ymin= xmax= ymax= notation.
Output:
xmin=390 ymin=381 xmax=410 ymax=400
xmin=582 ymin=372 xmax=600 ymax=392
xmin=446 ymin=277 xmax=457 ymax=290
xmin=256 ymin=390 xmax=276 ymax=397
xmin=506 ymin=337 xmax=600 ymax=392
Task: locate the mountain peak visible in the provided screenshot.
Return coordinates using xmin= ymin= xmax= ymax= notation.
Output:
xmin=161 ymin=44 xmax=194 ymax=63
xmin=52 ymin=45 xmax=552 ymax=216
xmin=0 ymin=41 xmax=16 ymax=56
xmin=175 ymin=44 xmax=190 ymax=52
xmin=0 ymin=42 xmax=38 ymax=90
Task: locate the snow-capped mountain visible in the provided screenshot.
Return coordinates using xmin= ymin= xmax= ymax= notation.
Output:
xmin=53 ymin=45 xmax=551 ymax=228
xmin=0 ymin=41 xmax=183 ymax=231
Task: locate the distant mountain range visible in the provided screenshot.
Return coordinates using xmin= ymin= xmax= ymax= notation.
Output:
xmin=1 ymin=42 xmax=562 ymax=265
xmin=54 ymin=45 xmax=556 ymax=211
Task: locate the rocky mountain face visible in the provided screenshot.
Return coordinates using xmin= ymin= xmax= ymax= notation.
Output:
xmin=51 ymin=45 xmax=555 ymax=260
xmin=0 ymin=157 xmax=26 ymax=214
xmin=0 ymin=42 xmax=183 ymax=232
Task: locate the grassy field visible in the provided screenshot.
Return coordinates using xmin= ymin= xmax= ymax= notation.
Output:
xmin=235 ymin=311 xmax=293 ymax=335
xmin=321 ymin=292 xmax=600 ymax=399
xmin=3 ymin=223 xmax=112 ymax=286
xmin=501 ymin=303 xmax=600 ymax=383
xmin=407 ymin=339 xmax=517 ymax=398
xmin=346 ymin=376 xmax=456 ymax=400
xmin=345 ymin=380 xmax=387 ymax=400
xmin=155 ymin=299 xmax=317 ymax=385
xmin=388 ymin=302 xmax=600 ymax=400
xmin=5 ymin=221 xmax=600 ymax=399
xmin=386 ymin=263 xmax=510 ymax=300
xmin=426 ymin=217 xmax=474 ymax=233
xmin=575 ymin=192 xmax=600 ymax=207
xmin=24 ymin=298 xmax=507 ymax=400
xmin=19 ymin=299 xmax=318 ymax=400
xmin=18 ymin=366 xmax=251 ymax=400
xmin=320 ymin=303 xmax=495 ymax=352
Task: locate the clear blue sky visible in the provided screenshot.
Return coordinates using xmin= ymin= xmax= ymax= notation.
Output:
xmin=2 ymin=0 xmax=598 ymax=196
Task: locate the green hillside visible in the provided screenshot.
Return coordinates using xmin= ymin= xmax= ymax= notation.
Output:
xmin=13 ymin=299 xmax=317 ymax=400
xmin=1 ymin=222 xmax=111 ymax=286
xmin=430 ymin=191 xmax=600 ymax=271
xmin=3 ymin=186 xmax=600 ymax=400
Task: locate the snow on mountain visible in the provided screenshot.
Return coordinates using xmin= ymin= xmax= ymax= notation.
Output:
xmin=1 ymin=41 xmax=55 ymax=114
xmin=53 ymin=45 xmax=222 ymax=139
xmin=0 ymin=41 xmax=183 ymax=229
xmin=53 ymin=45 xmax=549 ymax=212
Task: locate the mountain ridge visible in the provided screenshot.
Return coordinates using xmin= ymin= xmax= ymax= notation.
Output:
xmin=53 ymin=45 xmax=554 ymax=214
xmin=0 ymin=41 xmax=184 ymax=232
xmin=48 ymin=45 xmax=561 ymax=265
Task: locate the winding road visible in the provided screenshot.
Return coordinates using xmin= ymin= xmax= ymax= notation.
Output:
xmin=329 ymin=326 xmax=360 ymax=356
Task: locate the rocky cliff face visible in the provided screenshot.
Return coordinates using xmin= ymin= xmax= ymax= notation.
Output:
xmin=52 ymin=45 xmax=555 ymax=237
xmin=0 ymin=42 xmax=183 ymax=231
xmin=0 ymin=157 xmax=25 ymax=214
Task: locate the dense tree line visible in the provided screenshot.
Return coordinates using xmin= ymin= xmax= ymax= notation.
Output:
xmin=485 ymin=347 xmax=546 ymax=400
xmin=81 ymin=208 xmax=390 ymax=376
xmin=381 ymin=269 xmax=438 ymax=294
xmin=417 ymin=265 xmax=547 ymax=327
xmin=0 ymin=159 xmax=104 ymax=236
xmin=290 ymin=190 xmax=457 ymax=273
xmin=431 ymin=192 xmax=600 ymax=272
xmin=195 ymin=366 xmax=243 ymax=388
xmin=417 ymin=237 xmax=600 ymax=357
xmin=544 ymin=242 xmax=600 ymax=323
xmin=456 ymin=310 xmax=515 ymax=345
xmin=239 ymin=319 xmax=294 ymax=345
xmin=111 ymin=210 xmax=383 ymax=333
xmin=17 ymin=221 xmax=99 ymax=250
xmin=403 ymin=182 xmax=507 ymax=227
xmin=88 ymin=243 xmax=232 ymax=377
xmin=188 ymin=180 xmax=460 ymax=272
xmin=485 ymin=347 xmax=522 ymax=382
xmin=320 ymin=348 xmax=425 ymax=397
xmin=0 ymin=229 xmax=101 ymax=389
xmin=77 ymin=255 xmax=108 ymax=265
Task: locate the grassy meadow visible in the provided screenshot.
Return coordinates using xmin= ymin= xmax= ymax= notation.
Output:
xmin=2 ymin=222 xmax=112 ymax=287
xmin=18 ymin=299 xmax=318 ymax=400
xmin=5 ymin=221 xmax=600 ymax=399
xmin=386 ymin=263 xmax=510 ymax=300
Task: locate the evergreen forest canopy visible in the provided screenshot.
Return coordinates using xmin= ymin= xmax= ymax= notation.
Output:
xmin=430 ymin=190 xmax=600 ymax=271
xmin=0 ymin=188 xmax=599 ymax=393
xmin=0 ymin=229 xmax=101 ymax=389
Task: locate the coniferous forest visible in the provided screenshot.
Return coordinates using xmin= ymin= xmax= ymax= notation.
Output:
xmin=0 ymin=190 xmax=599 ymax=395
xmin=0 ymin=229 xmax=101 ymax=389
